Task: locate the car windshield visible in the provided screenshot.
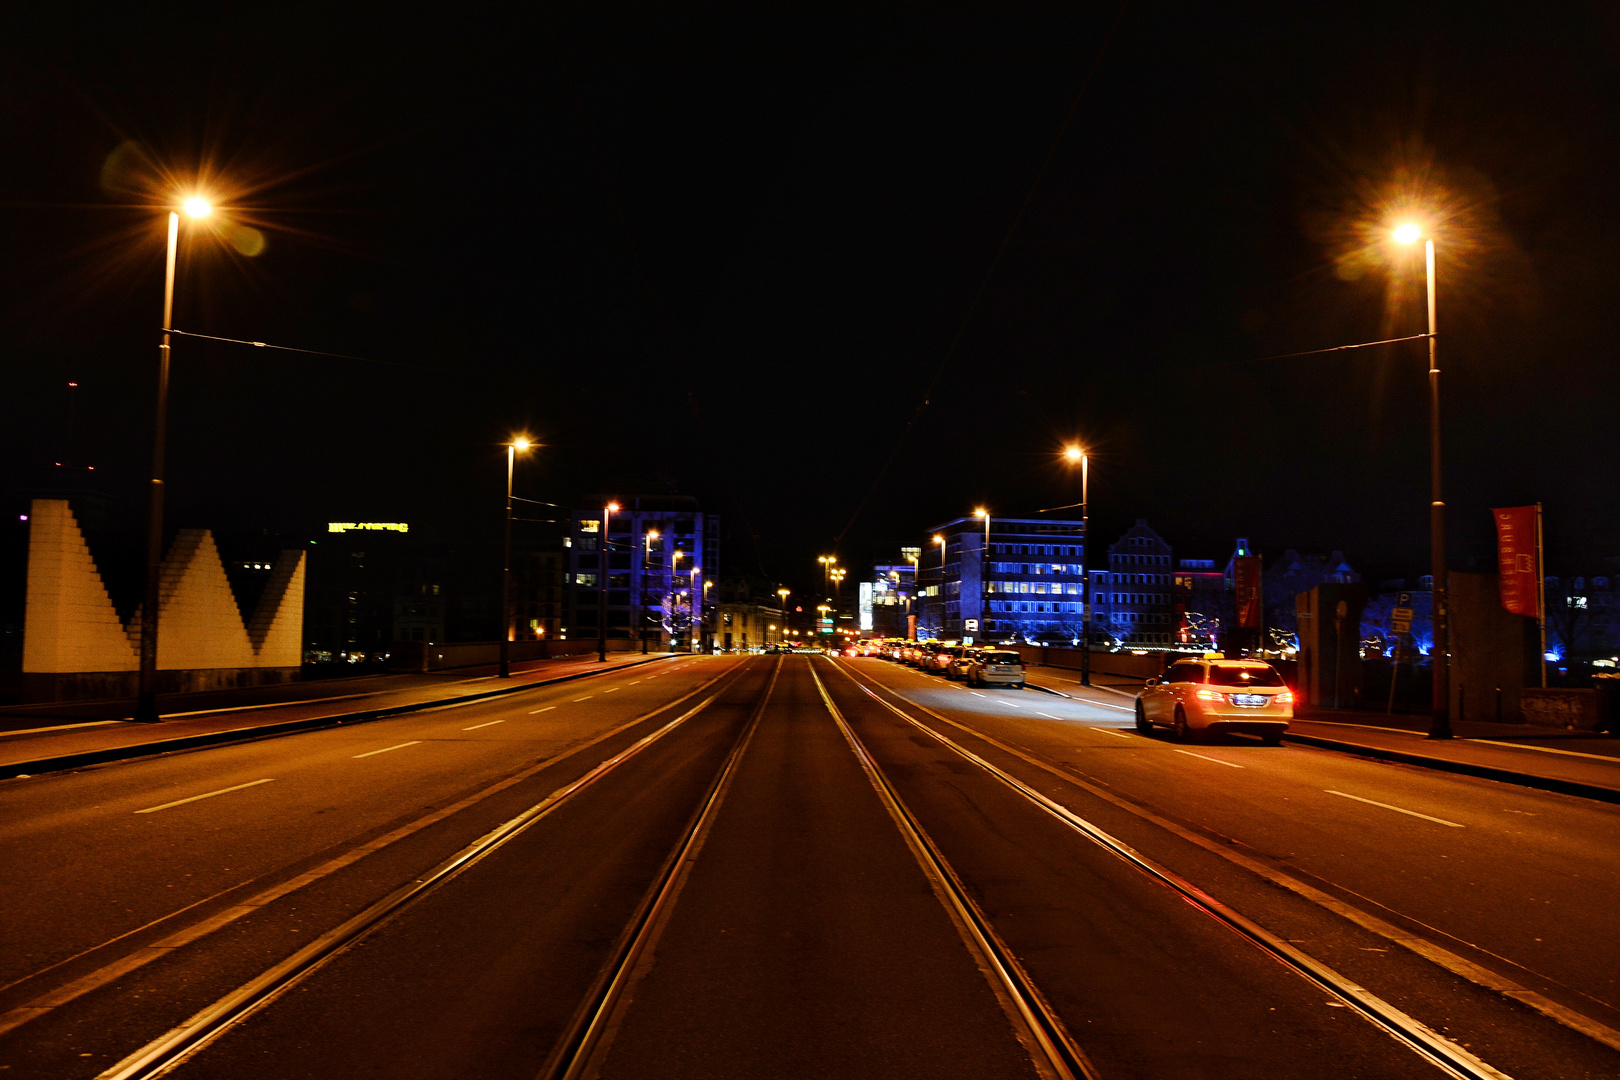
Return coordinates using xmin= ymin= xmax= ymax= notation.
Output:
xmin=1206 ymin=664 xmax=1285 ymax=687
xmin=983 ymin=652 xmax=1021 ymax=664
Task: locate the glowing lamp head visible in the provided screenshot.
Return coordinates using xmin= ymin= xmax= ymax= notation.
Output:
xmin=1064 ymin=444 xmax=1083 ymax=462
xmin=511 ymin=437 xmax=532 ymax=452
xmin=973 ymin=507 xmax=988 ymax=519
xmin=605 ymin=502 xmax=620 ymax=513
xmin=1393 ymin=222 xmax=1423 ymax=245
xmin=933 ymin=534 xmax=944 ymax=545
xmin=647 ymin=529 xmax=659 ymax=540
xmin=182 ymin=197 xmax=212 ymax=219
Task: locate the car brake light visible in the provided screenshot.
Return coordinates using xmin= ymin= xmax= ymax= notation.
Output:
xmin=1277 ymin=691 xmax=1294 ymax=705
xmin=1195 ymin=689 xmax=1220 ymax=701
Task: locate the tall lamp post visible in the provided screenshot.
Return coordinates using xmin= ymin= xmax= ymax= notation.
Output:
xmin=1394 ymin=223 xmax=1450 ymax=739
xmin=1064 ymin=444 xmax=1092 ymax=686
xmin=973 ymin=508 xmax=990 ymax=643
xmin=500 ymin=436 xmax=534 ymax=678
xmin=136 ymin=197 xmax=213 ymax=724
xmin=671 ymin=549 xmax=684 ymax=650
xmin=927 ymin=534 xmax=945 ymax=638
xmin=598 ymin=501 xmax=618 ymax=662
xmin=642 ymin=529 xmax=659 ymax=654
xmin=777 ymin=587 xmax=790 ymax=645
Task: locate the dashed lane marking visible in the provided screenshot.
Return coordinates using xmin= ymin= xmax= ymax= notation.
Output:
xmin=352 ymin=741 xmax=421 ymax=759
xmin=572 ymin=696 xmax=594 ymax=702
xmin=528 ymin=705 xmax=557 ymax=715
xmin=136 ymin=779 xmax=274 ymax=814
xmin=1170 ymin=748 xmax=1244 ymax=769
xmin=1326 ymin=790 xmax=1463 ymax=828
xmin=463 ymin=719 xmax=506 ymax=731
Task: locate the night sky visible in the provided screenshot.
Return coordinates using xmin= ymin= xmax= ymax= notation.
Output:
xmin=5 ymin=2 xmax=1619 ymax=607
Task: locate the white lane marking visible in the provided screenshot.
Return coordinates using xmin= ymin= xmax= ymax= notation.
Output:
xmin=1326 ymin=790 xmax=1463 ymax=828
xmin=1171 ymin=748 xmax=1244 ymax=769
xmin=1000 ymin=700 xmax=1024 ymax=709
xmin=604 ymin=687 xmax=619 ymax=693
xmin=1038 ymin=712 xmax=1064 ymax=720
xmin=136 ymin=778 xmax=274 ymax=814
xmin=1100 ymin=729 xmax=1133 ymax=738
xmin=463 ymin=719 xmax=506 ymax=731
xmin=1468 ymin=739 xmax=1620 ymax=762
xmin=1 ymin=719 xmax=122 ymax=738
xmin=352 ymin=741 xmax=421 ymax=759
xmin=528 ymin=705 xmax=557 ymax=715
xmin=1080 ymin=699 xmax=1134 ymax=713
xmin=629 ymin=680 xmax=642 ymax=685
xmin=572 ymin=696 xmax=594 ymax=702
xmin=969 ymin=691 xmax=985 ymax=698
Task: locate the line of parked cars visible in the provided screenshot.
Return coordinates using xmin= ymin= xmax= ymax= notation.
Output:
xmin=860 ymin=638 xmax=1028 ymax=688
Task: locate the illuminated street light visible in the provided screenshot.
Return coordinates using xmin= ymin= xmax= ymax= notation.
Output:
xmin=777 ymin=587 xmax=790 ymax=645
xmin=500 ymin=435 xmax=535 ymax=678
xmin=1393 ymin=222 xmax=1451 ymax=738
xmin=134 ymin=197 xmax=218 ymax=723
xmin=599 ymin=501 xmax=619 ymax=662
xmin=973 ymin=508 xmax=990 ymax=644
xmin=641 ymin=529 xmax=660 ymax=654
xmin=1062 ymin=444 xmax=1092 ymax=685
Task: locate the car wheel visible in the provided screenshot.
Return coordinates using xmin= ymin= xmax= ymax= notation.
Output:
xmin=1172 ymin=707 xmax=1190 ymax=743
xmin=1135 ymin=702 xmax=1152 ymax=734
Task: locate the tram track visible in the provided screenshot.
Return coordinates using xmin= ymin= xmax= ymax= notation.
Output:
xmin=91 ymin=659 xmax=767 ymax=1080
xmin=824 ymin=656 xmax=1514 ymax=1080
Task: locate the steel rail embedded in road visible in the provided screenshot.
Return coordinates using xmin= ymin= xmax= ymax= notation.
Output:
xmin=541 ymin=656 xmax=783 ymax=1080
xmin=829 ymin=658 xmax=1514 ymax=1080
xmin=808 ymin=662 xmax=1098 ymax=1080
xmin=93 ymin=665 xmax=752 ymax=1080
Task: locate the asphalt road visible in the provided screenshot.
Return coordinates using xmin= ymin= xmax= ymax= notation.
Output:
xmin=0 ymin=654 xmax=1615 ymax=1078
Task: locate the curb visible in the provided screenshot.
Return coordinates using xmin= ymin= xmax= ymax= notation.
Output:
xmin=1282 ymin=731 xmax=1620 ymax=806
xmin=0 ymin=654 xmax=679 ymax=781
xmin=1026 ymin=683 xmax=1072 ymax=699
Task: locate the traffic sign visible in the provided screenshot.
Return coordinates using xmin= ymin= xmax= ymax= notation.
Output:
xmin=1391 ymin=619 xmax=1412 ymax=634
xmin=964 ymin=619 xmax=979 ymax=631
xmin=1391 ymin=607 xmax=1415 ymax=621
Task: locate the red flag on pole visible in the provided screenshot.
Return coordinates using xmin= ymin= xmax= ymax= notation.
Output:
xmin=1233 ymin=556 xmax=1262 ymax=628
xmin=1493 ymin=506 xmax=1540 ymax=617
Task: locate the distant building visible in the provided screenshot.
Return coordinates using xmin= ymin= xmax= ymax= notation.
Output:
xmin=1173 ymin=557 xmax=1226 ymax=648
xmin=1090 ymin=520 xmax=1175 ymax=648
xmin=1263 ymin=548 xmax=1360 ymax=648
xmin=918 ymin=515 xmax=1086 ymax=643
xmin=715 ymin=576 xmax=785 ymax=651
xmin=863 ymin=552 xmax=918 ymax=638
xmin=564 ymin=496 xmax=718 ymax=650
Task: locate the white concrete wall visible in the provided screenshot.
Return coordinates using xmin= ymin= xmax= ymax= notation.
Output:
xmin=23 ymin=499 xmax=305 ymax=674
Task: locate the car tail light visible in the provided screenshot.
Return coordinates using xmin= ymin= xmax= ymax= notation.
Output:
xmin=1277 ymin=690 xmax=1294 ymax=705
xmin=1195 ymin=689 xmax=1220 ymax=701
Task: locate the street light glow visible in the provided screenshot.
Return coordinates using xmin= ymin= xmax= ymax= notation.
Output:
xmin=511 ymin=436 xmax=532 ymax=452
xmin=1064 ymin=444 xmax=1083 ymax=462
xmin=182 ymin=197 xmax=212 ymax=219
xmin=1393 ymin=222 xmax=1423 ymax=245
xmin=973 ymin=507 xmax=987 ymax=518
xmin=606 ymin=501 xmax=620 ymax=512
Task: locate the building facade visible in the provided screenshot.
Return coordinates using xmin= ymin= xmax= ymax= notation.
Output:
xmin=918 ymin=516 xmax=1086 ymax=643
xmin=564 ymin=496 xmax=719 ymax=650
xmin=1089 ymin=520 xmax=1175 ymax=648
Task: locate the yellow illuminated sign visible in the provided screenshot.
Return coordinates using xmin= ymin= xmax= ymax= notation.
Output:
xmin=328 ymin=522 xmax=409 ymax=534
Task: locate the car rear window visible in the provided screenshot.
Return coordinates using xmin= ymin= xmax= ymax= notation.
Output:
xmin=983 ymin=652 xmax=1022 ymax=665
xmin=1207 ymin=664 xmax=1285 ymax=687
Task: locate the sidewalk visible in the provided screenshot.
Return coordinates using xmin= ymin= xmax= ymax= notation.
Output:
xmin=0 ymin=652 xmax=678 ymax=780
xmin=1022 ymin=665 xmax=1620 ymax=805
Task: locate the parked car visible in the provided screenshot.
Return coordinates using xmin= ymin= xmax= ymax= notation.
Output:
xmin=1135 ymin=658 xmax=1293 ymax=743
xmin=927 ymin=643 xmax=963 ymax=675
xmin=966 ymin=649 xmax=1025 ymax=688
xmin=947 ymin=648 xmax=982 ymax=681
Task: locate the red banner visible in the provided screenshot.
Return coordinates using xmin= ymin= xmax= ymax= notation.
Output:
xmin=1233 ymin=556 xmax=1262 ymax=628
xmin=1492 ymin=506 xmax=1540 ymax=618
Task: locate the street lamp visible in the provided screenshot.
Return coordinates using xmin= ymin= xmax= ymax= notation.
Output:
xmin=135 ymin=195 xmax=214 ymax=724
xmin=1063 ymin=444 xmax=1092 ymax=686
xmin=500 ymin=436 xmax=534 ymax=678
xmin=777 ymin=587 xmax=790 ymax=644
xmin=672 ymin=548 xmax=684 ymax=650
xmin=926 ymin=534 xmax=945 ymax=638
xmin=1394 ymin=222 xmax=1450 ymax=739
xmin=973 ymin=508 xmax=990 ymax=643
xmin=642 ymin=529 xmax=659 ymax=654
xmin=599 ymin=501 xmax=619 ymax=662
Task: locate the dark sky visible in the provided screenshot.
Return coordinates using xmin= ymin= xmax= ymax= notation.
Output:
xmin=5 ymin=2 xmax=1619 ymax=604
